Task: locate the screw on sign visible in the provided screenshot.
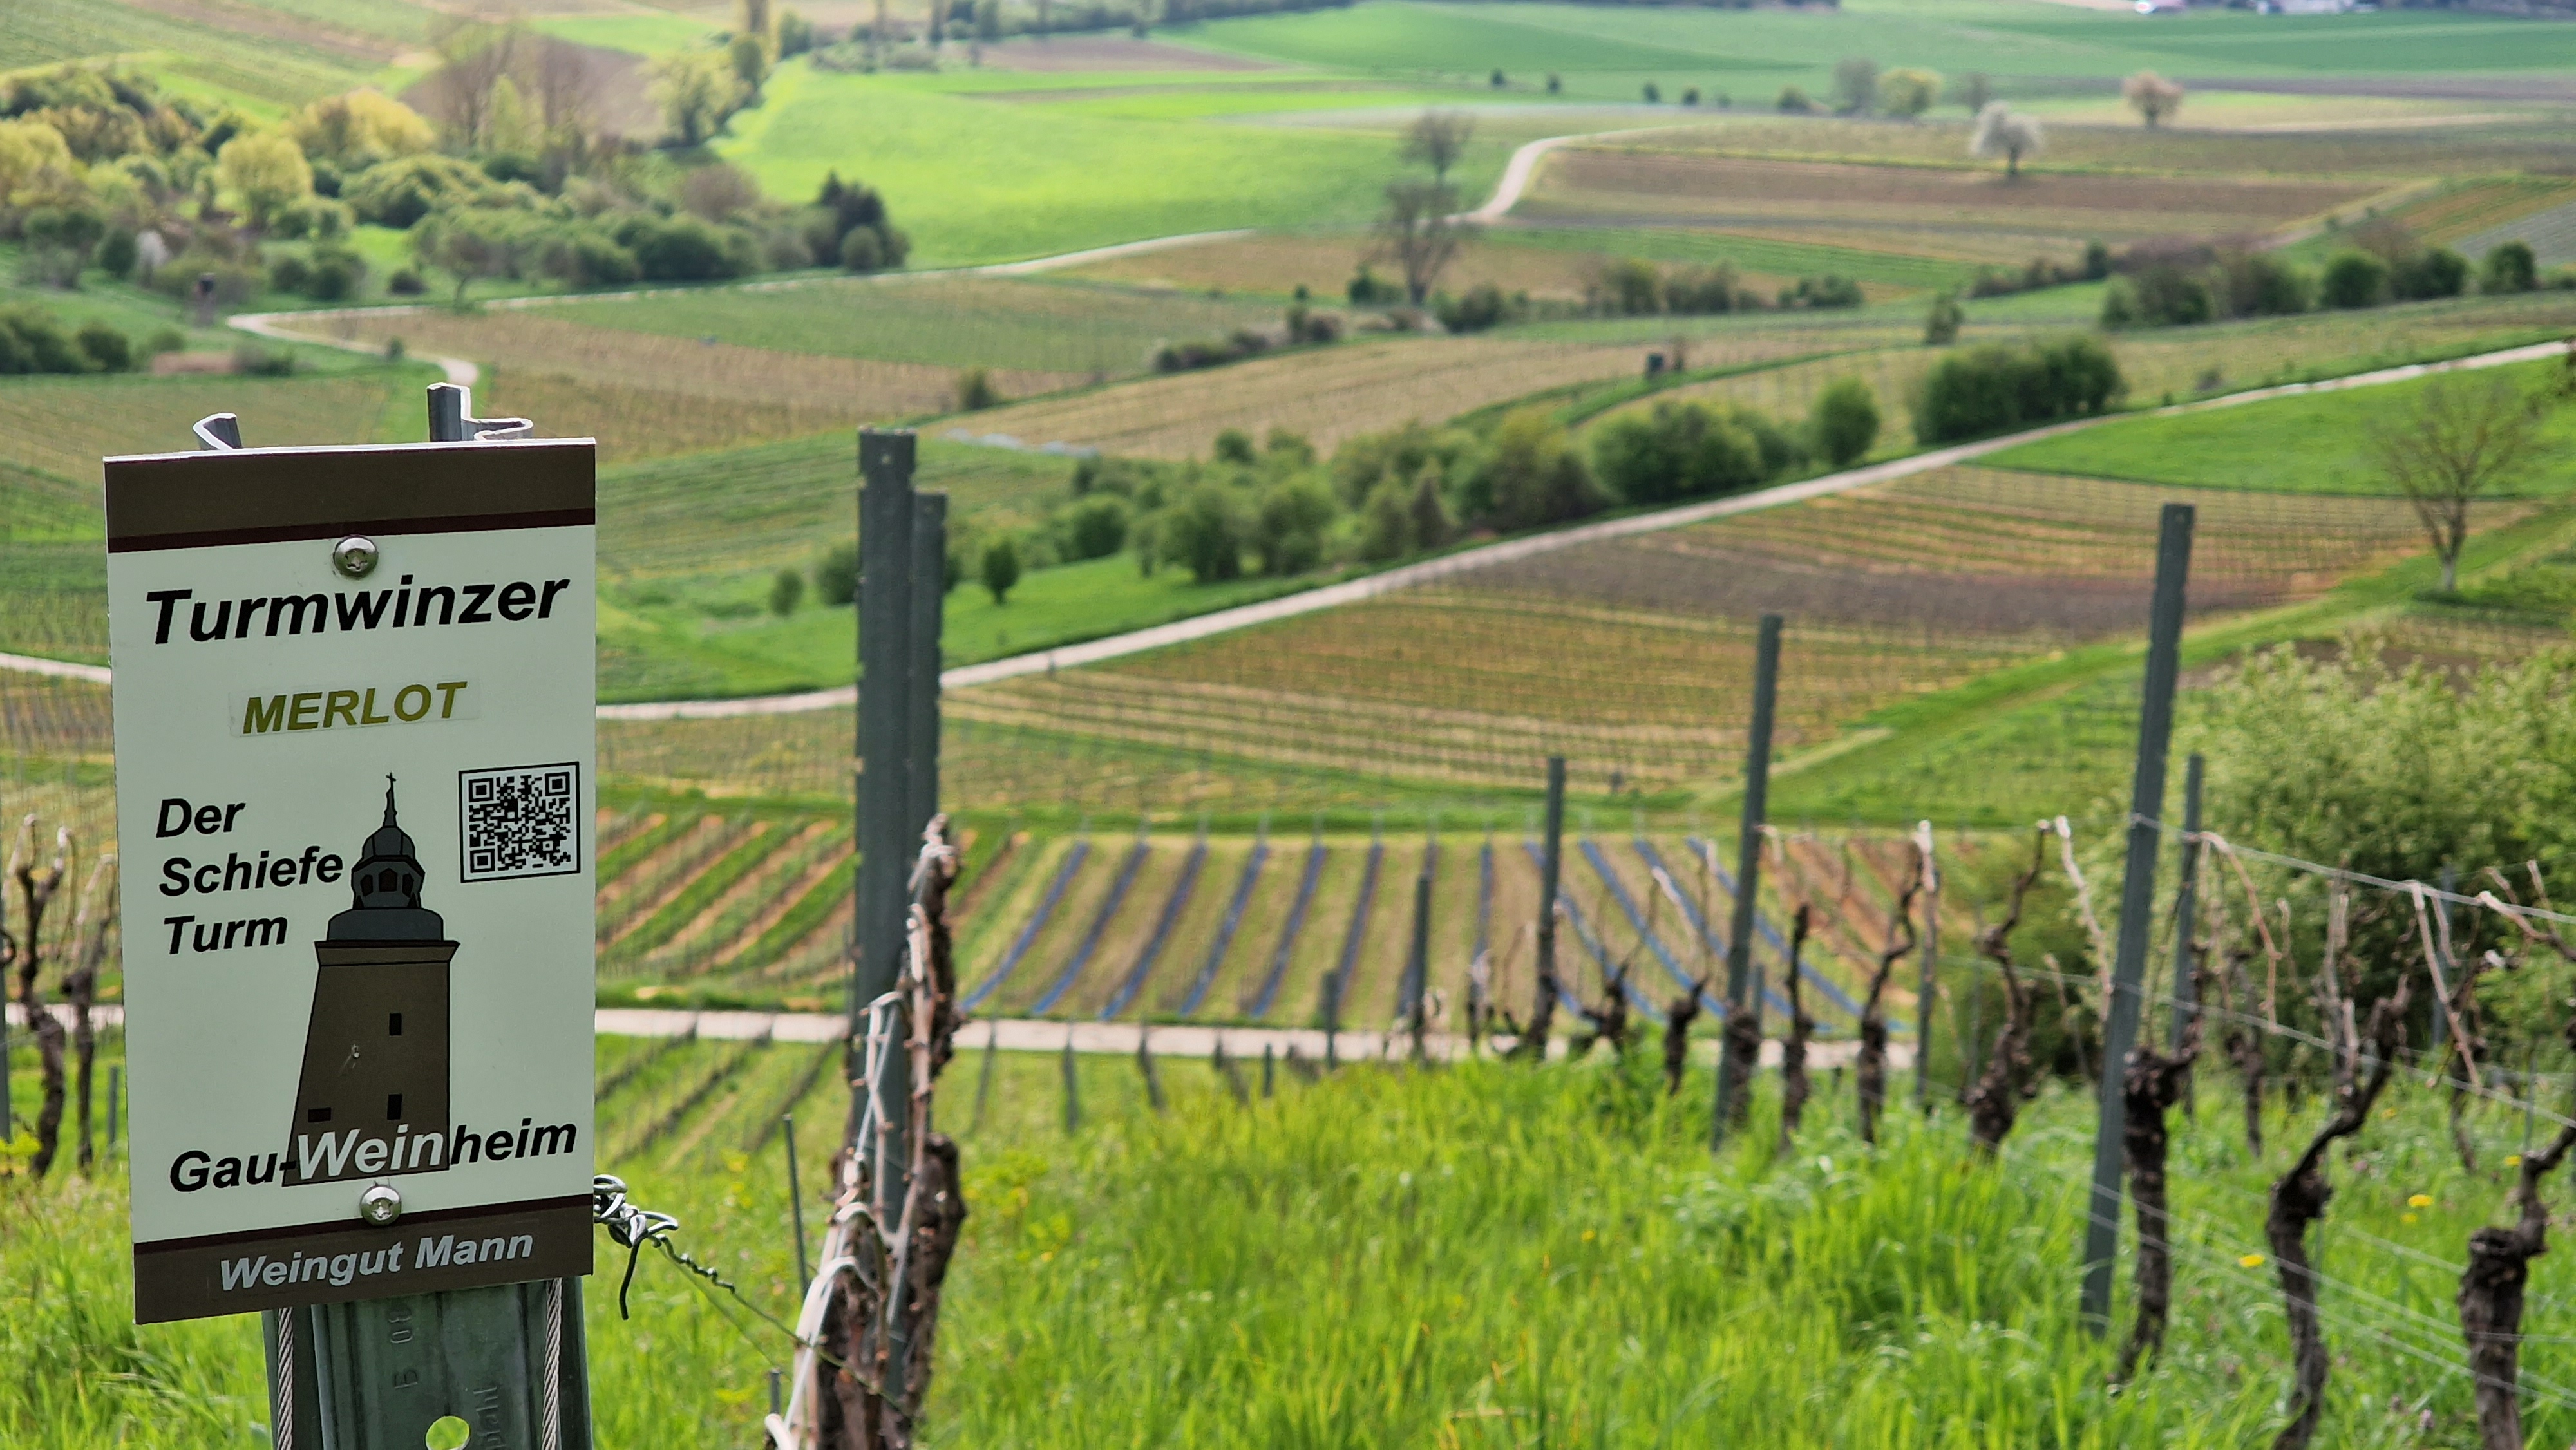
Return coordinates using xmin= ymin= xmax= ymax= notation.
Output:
xmin=106 ymin=386 xmax=598 ymax=1448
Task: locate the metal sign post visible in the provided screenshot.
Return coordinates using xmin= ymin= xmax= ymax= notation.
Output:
xmin=108 ymin=385 xmax=597 ymax=1446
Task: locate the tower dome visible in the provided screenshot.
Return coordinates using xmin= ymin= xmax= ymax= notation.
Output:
xmin=327 ymin=778 xmax=447 ymax=942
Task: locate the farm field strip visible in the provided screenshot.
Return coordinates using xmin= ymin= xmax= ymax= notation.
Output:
xmin=642 ymin=819 xmax=839 ymax=968
xmin=954 ymin=329 xmax=1823 ymax=460
xmin=598 ymin=815 xmax=750 ymax=945
xmin=0 ymin=373 xmax=428 ymax=495
xmin=1520 ymin=149 xmax=2374 ymax=243
xmin=305 ymin=311 xmax=1085 ymax=421
xmin=547 ymin=274 xmax=1287 ymax=375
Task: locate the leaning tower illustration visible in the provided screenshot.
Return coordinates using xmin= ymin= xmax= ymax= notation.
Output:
xmin=285 ymin=779 xmax=455 ymax=1184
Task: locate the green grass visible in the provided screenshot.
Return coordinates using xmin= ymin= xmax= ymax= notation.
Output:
xmin=1984 ymin=357 xmax=2576 ymax=497
xmin=602 ymin=551 xmax=1327 ymax=702
xmin=717 ymin=61 xmax=1490 ymax=267
xmin=1493 ymin=225 xmax=1977 ymax=292
xmin=551 ymin=276 xmax=1288 ymax=374
xmin=528 ymin=13 xmax=721 ymax=57
xmin=17 ymin=1032 xmax=2576 ymax=1447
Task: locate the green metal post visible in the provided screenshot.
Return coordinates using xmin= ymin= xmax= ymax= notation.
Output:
xmin=1713 ymin=614 xmax=1782 ymax=1147
xmin=2080 ymin=502 xmax=2194 ymax=1334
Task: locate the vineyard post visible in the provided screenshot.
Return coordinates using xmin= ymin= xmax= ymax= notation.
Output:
xmin=1535 ymin=756 xmax=1566 ymax=1046
xmin=1713 ymin=613 xmax=1783 ymax=1149
xmin=2079 ymin=502 xmax=2194 ymax=1335
xmin=1913 ymin=822 xmax=1938 ymax=1113
xmin=783 ymin=1113 xmax=810 ymax=1288
xmin=1400 ymin=843 xmax=1433 ymax=1059
xmin=851 ymin=428 xmax=916 ymax=1187
xmin=2167 ymin=754 xmax=2205 ymax=1114
xmin=907 ymin=493 xmax=947 ymax=845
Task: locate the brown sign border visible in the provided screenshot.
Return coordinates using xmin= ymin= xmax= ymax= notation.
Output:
xmin=104 ymin=440 xmax=596 ymax=554
xmin=135 ymin=1195 xmax=594 ymax=1324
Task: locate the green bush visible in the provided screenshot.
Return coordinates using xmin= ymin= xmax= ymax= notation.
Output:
xmin=1592 ymin=400 xmax=1767 ymax=505
xmin=1435 ymin=283 xmax=1514 ymax=333
xmin=1159 ymin=485 xmax=1245 ymax=581
xmin=73 ymin=321 xmax=131 ymax=372
xmin=1782 ymin=274 xmax=1862 ymax=309
xmin=1912 ymin=335 xmax=2121 ymax=444
xmin=816 ymin=540 xmax=859 ymax=605
xmin=536 ymin=229 xmax=642 ymax=288
xmin=96 ymin=227 xmax=137 ymax=279
xmin=616 ymin=214 xmax=754 ymax=282
xmin=2320 ymin=250 xmax=2388 ymax=309
xmin=1474 ymin=410 xmax=1604 ymax=531
xmin=1810 ymin=377 xmax=1879 ymax=467
xmin=2482 ymin=240 xmax=2537 ymax=295
xmin=0 ymin=305 xmax=93 ymax=373
xmin=1923 ymin=291 xmax=1962 ymax=345
xmin=980 ymin=536 xmax=1023 ymax=603
xmin=303 ymin=247 xmax=363 ymax=301
xmin=2389 ymin=245 xmax=2467 ymax=301
xmin=1059 ymin=495 xmax=1130 ymax=560
xmin=1249 ymin=477 xmax=1335 ymax=576
xmin=345 ymin=154 xmax=493 ymax=227
xmin=957 ymin=366 xmax=999 ymax=411
xmin=768 ymin=567 xmax=804 ymax=616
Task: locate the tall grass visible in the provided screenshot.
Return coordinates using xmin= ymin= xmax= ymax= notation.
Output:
xmin=9 ymin=1043 xmax=2575 ymax=1447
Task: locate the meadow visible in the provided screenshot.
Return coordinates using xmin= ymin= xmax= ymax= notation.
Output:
xmin=17 ymin=1030 xmax=2576 ymax=1447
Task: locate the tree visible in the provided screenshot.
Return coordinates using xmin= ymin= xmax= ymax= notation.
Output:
xmin=2367 ymin=374 xmax=2550 ymax=593
xmin=768 ymin=566 xmax=804 ymax=615
xmin=2482 ymin=240 xmax=2538 ymax=295
xmin=2320 ymin=249 xmax=2387 ymax=309
xmin=1831 ymin=55 xmax=1879 ymax=115
xmin=412 ymin=210 xmax=518 ymax=307
xmin=1810 ymin=377 xmax=1880 ymax=466
xmin=980 ymin=536 xmax=1022 ymax=603
xmin=1879 ymin=68 xmax=1939 ymax=119
xmin=421 ymin=16 xmax=522 ymax=147
xmin=1969 ymin=101 xmax=2042 ymax=178
xmin=1478 ymin=409 xmax=1604 ymax=531
xmin=654 ymin=51 xmax=741 ymax=147
xmin=289 ymin=90 xmax=436 ymax=171
xmin=1949 ymin=71 xmax=1993 ymax=114
xmin=1159 ymin=485 xmax=1244 ymax=581
xmin=214 ymin=131 xmax=313 ymax=231
xmin=1376 ymin=178 xmax=1467 ymax=307
xmin=2121 ymin=70 xmax=2184 ymax=129
xmin=21 ymin=205 xmax=104 ymax=287
xmin=1399 ymin=109 xmax=1474 ymax=184
xmin=1922 ymin=290 xmax=1962 ymax=345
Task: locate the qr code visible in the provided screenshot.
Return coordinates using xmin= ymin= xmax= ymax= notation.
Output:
xmin=458 ymin=762 xmax=582 ymax=883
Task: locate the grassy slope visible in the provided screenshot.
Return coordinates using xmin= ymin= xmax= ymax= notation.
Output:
xmin=12 ymin=1039 xmax=2571 ymax=1447
xmin=717 ymin=61 xmax=1483 ymax=267
xmin=1985 ymin=357 xmax=2576 ymax=497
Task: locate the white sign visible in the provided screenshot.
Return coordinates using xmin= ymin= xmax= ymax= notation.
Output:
xmin=106 ymin=441 xmax=598 ymax=1323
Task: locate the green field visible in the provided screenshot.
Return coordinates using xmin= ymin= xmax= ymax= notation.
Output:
xmin=717 ymin=62 xmax=1498 ymax=268
xmin=1986 ymin=357 xmax=2576 ymax=496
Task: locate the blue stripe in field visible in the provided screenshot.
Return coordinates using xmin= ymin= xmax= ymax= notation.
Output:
xmin=1028 ymin=834 xmax=1151 ymax=1015
xmin=1101 ymin=835 xmax=1208 ymax=1020
xmin=1244 ymin=837 xmax=1327 ymax=1020
xmin=1673 ymin=837 xmax=1880 ymax=1028
xmin=1521 ymin=841 xmax=1660 ymax=1021
xmin=1176 ymin=837 xmax=1267 ymax=1017
xmin=960 ymin=839 xmax=1090 ymax=1012
xmin=1579 ymin=839 xmax=1721 ymax=1015
xmin=1321 ymin=838 xmax=1384 ymax=1025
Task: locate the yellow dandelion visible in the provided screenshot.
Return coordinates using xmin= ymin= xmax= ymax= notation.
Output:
xmin=2408 ymin=1194 xmax=2433 ymax=1209
xmin=1581 ymin=1229 xmax=1596 ymax=1243
xmin=2507 ymin=1155 xmax=2524 ymax=1168
xmin=2239 ymin=1254 xmax=2266 ymax=1268
xmin=2402 ymin=1213 xmax=2420 ymax=1225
